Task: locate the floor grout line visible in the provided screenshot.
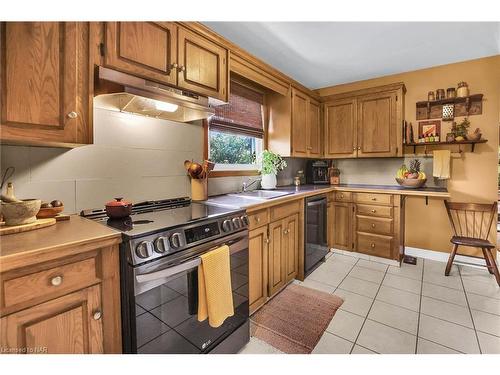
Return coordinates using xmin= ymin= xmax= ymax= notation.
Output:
xmin=348 ymin=261 xmax=389 ymax=354
xmin=459 ymin=265 xmax=483 ymax=354
xmin=414 ymin=257 xmax=425 ymax=353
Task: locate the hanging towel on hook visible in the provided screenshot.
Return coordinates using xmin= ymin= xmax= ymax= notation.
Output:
xmin=433 ymin=150 xmax=451 ymax=179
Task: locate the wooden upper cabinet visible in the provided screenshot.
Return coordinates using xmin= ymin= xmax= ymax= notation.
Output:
xmin=323 ymin=83 xmax=405 ymax=159
xmin=0 ymin=285 xmax=103 ymax=354
xmin=308 ymin=99 xmax=321 ymax=157
xmin=357 ymin=91 xmax=398 ymax=157
xmin=291 ymin=88 xmax=308 ymax=157
xmin=291 ymin=87 xmax=321 ymax=158
xmin=0 ymin=22 xmax=91 ymax=146
xmin=324 ymin=98 xmax=357 ymax=158
xmin=104 ymin=22 xmax=177 ymax=86
xmin=177 ymin=27 xmax=228 ymax=101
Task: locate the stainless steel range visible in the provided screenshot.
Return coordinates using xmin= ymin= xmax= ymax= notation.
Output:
xmin=81 ymin=197 xmax=250 ymax=354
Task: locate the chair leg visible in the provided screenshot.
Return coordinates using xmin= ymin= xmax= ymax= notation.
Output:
xmin=445 ymin=244 xmax=458 ymax=276
xmin=482 ymin=248 xmax=494 ymax=275
xmin=484 ymin=249 xmax=500 ymax=286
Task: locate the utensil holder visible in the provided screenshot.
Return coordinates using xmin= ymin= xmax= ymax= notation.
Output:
xmin=191 ymin=178 xmax=208 ymax=201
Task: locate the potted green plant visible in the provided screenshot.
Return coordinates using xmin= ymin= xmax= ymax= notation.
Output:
xmin=260 ymin=150 xmax=287 ymax=189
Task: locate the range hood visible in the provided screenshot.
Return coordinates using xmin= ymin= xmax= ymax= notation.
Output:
xmin=94 ymin=66 xmax=215 ymax=123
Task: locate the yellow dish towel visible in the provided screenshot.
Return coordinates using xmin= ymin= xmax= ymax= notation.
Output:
xmin=433 ymin=150 xmax=451 ymax=179
xmin=198 ymin=245 xmax=234 ymax=328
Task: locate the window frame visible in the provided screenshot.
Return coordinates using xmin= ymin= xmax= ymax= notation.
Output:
xmin=204 ymin=80 xmax=268 ymax=178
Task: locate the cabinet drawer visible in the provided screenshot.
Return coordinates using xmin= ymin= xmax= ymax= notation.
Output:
xmin=357 ymin=232 xmax=393 ymax=259
xmin=248 ymin=209 xmax=269 ymax=230
xmin=270 ymin=200 xmax=301 ymax=222
xmin=356 ymin=204 xmax=393 ymax=218
xmin=357 ymin=216 xmax=393 ymax=236
xmin=335 ymin=191 xmax=352 ymax=202
xmin=355 ymin=193 xmax=393 ymax=206
xmin=1 ymin=255 xmax=100 ymax=310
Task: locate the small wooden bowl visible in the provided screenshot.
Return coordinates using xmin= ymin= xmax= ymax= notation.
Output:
xmin=396 ymin=178 xmax=427 ymax=189
xmin=36 ymin=206 xmax=64 ymax=219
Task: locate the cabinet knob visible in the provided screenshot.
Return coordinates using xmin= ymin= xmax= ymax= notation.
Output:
xmin=371 ymin=243 xmax=376 ymax=248
xmin=371 ymin=197 xmax=377 ymax=201
xmin=50 ymin=275 xmax=63 ymax=286
xmin=255 ymin=217 xmax=261 ymax=223
xmin=283 ymin=229 xmax=289 ymax=235
xmin=371 ymin=223 xmax=376 ymax=228
xmin=67 ymin=111 xmax=78 ymax=119
xmin=340 ymin=194 xmax=344 ymax=198
xmin=171 ymin=63 xmax=178 ymax=69
xmin=353 ymin=147 xmax=356 ymax=151
xmin=371 ymin=209 xmax=376 ymax=213
xmin=358 ymin=147 xmax=361 ymax=150
xmin=178 ymin=65 xmax=186 ymax=72
xmin=307 ymin=146 xmax=312 ymax=150
xmin=265 ymin=238 xmax=270 ymax=244
xmin=93 ymin=310 xmax=102 ymax=321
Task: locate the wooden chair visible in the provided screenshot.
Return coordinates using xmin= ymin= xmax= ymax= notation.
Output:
xmin=444 ymin=201 xmax=500 ymax=286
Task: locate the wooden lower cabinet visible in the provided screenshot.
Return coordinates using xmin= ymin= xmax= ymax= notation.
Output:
xmin=332 ymin=202 xmax=354 ymax=251
xmin=0 ymin=244 xmax=121 ymax=354
xmin=329 ymin=191 xmax=401 ymax=260
xmin=248 ymin=226 xmax=268 ymax=313
xmin=0 ymin=285 xmax=103 ymax=354
xmin=248 ymin=201 xmax=302 ymax=313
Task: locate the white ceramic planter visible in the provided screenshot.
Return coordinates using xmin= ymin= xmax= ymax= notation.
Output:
xmin=260 ymin=173 xmax=277 ymax=190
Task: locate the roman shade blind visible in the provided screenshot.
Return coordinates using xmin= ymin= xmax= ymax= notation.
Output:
xmin=209 ymin=81 xmax=264 ymax=138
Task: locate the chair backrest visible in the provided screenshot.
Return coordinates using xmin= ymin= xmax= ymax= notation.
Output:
xmin=444 ymin=201 xmax=497 ymax=241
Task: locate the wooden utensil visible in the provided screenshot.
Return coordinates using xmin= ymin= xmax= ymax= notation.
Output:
xmin=184 ymin=160 xmax=192 ymax=170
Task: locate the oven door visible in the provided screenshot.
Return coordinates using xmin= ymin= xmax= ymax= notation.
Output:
xmin=128 ymin=231 xmax=249 ymax=354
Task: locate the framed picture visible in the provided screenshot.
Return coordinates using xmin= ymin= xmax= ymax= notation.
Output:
xmin=418 ymin=120 xmax=441 ymax=138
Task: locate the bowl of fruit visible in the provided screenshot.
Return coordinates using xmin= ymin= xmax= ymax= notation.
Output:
xmin=395 ymin=159 xmax=427 ymax=188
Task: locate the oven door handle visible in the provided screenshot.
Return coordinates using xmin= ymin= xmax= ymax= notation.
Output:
xmin=136 ymin=257 xmax=201 ymax=283
xmin=135 ymin=235 xmax=248 ymax=284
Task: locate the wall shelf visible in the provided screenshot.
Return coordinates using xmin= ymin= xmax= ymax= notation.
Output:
xmin=416 ymin=94 xmax=483 ymax=120
xmin=405 ymin=139 xmax=487 ymax=154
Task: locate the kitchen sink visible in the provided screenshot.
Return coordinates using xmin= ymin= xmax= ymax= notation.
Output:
xmin=228 ymin=190 xmax=293 ymax=200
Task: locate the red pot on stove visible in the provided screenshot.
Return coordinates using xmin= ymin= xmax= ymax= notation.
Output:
xmin=105 ymin=197 xmax=133 ymax=219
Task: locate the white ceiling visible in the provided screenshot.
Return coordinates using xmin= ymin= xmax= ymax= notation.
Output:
xmin=204 ymin=22 xmax=500 ymax=89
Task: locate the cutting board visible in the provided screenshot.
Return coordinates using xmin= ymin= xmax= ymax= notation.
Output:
xmin=0 ymin=218 xmax=56 ymax=235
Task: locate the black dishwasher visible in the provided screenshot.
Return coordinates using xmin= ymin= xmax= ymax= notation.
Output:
xmin=304 ymin=194 xmax=330 ymax=277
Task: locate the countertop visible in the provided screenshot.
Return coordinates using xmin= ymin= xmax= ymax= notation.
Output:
xmin=205 ymin=183 xmax=450 ymax=211
xmin=0 ymin=215 xmax=121 ymax=272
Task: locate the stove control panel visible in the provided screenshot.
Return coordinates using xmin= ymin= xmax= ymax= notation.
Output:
xmin=128 ymin=212 xmax=249 ymax=265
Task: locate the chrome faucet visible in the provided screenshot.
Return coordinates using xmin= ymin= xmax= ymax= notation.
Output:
xmin=242 ymin=178 xmax=261 ymax=192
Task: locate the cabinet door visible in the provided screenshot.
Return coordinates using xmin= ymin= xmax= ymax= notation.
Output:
xmin=324 ymin=98 xmax=357 ymax=158
xmin=291 ymin=88 xmax=308 ymax=157
xmin=0 ymin=285 xmax=103 ymax=354
xmin=1 ymin=22 xmax=91 ymax=146
xmin=104 ymin=22 xmax=177 ymax=86
xmin=308 ymin=99 xmax=322 ymax=157
xmin=327 ymin=202 xmax=334 ymax=248
xmin=248 ymin=226 xmax=268 ymax=314
xmin=268 ymin=220 xmax=286 ymax=297
xmin=333 ymin=202 xmax=353 ymax=251
xmin=284 ymin=214 xmax=299 ymax=282
xmin=177 ymin=27 xmax=228 ymax=101
xmin=357 ymin=91 xmax=398 ymax=157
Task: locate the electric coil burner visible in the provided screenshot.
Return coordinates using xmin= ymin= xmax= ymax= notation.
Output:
xmin=81 ymin=197 xmax=250 ymax=354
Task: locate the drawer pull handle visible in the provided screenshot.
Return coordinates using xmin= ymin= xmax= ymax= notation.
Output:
xmin=371 ymin=243 xmax=376 ymax=248
xmin=371 ymin=224 xmax=376 ymax=228
xmin=255 ymin=217 xmax=261 ymax=223
xmin=265 ymin=238 xmax=270 ymax=244
xmin=371 ymin=209 xmax=376 ymax=213
xmin=93 ymin=310 xmax=102 ymax=321
xmin=371 ymin=197 xmax=377 ymax=201
xmin=340 ymin=194 xmax=344 ymax=198
xmin=50 ymin=275 xmax=63 ymax=286
xmin=67 ymin=111 xmax=78 ymax=119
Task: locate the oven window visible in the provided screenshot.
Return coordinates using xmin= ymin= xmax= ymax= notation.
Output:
xmin=133 ymin=250 xmax=249 ymax=353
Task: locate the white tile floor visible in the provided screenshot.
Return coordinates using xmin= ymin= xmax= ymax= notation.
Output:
xmin=239 ymin=251 xmax=500 ymax=354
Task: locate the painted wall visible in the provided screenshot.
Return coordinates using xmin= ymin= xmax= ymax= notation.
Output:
xmin=317 ymin=55 xmax=500 ymax=255
xmin=1 ymin=108 xmax=203 ymax=213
